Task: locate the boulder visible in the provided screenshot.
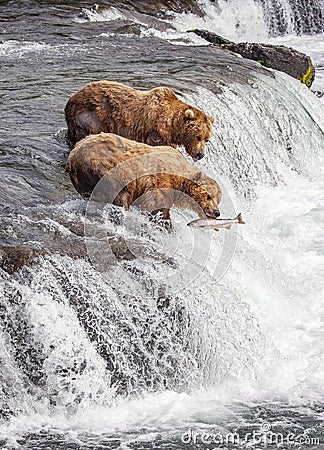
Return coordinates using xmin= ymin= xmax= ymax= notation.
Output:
xmin=86 ymin=1 xmax=205 ymax=18
xmin=0 ymin=246 xmax=43 ymax=275
xmin=0 ymin=237 xmax=174 ymax=275
xmin=189 ymin=29 xmax=315 ymax=87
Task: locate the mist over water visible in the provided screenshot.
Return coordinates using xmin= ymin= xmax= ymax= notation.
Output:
xmin=0 ymin=0 xmax=323 ymax=448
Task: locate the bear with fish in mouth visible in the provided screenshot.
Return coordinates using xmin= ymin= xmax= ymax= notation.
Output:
xmin=66 ymin=133 xmax=222 ymax=224
xmin=64 ymin=80 xmax=214 ymax=161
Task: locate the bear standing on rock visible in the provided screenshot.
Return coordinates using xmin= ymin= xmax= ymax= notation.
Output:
xmin=64 ymin=81 xmax=214 ymax=161
xmin=66 ymin=133 xmax=222 ymax=223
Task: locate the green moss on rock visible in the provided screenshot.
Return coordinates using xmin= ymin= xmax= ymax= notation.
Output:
xmin=299 ymin=64 xmax=315 ymax=88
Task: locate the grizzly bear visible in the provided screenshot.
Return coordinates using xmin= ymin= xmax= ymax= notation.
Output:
xmin=64 ymin=80 xmax=214 ymax=161
xmin=66 ymin=133 xmax=222 ymax=224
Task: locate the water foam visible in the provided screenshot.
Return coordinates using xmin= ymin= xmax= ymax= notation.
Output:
xmin=75 ymin=6 xmax=124 ymax=23
xmin=0 ymin=40 xmax=52 ymax=57
xmin=171 ymin=0 xmax=268 ymax=41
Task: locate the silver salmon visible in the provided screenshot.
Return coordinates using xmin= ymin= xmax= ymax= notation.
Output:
xmin=187 ymin=213 xmax=245 ymax=230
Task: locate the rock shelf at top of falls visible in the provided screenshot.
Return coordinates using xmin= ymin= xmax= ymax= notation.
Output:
xmin=189 ymin=29 xmax=315 ymax=87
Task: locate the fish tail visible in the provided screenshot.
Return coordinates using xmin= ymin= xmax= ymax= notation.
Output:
xmin=236 ymin=213 xmax=245 ymax=224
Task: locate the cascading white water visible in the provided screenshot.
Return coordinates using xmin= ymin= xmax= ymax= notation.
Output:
xmin=189 ymin=70 xmax=324 ymax=194
xmin=258 ymin=0 xmax=324 ymax=35
xmin=190 ymin=0 xmax=324 ymax=38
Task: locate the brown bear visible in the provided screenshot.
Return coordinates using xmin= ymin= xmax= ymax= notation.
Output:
xmin=64 ymin=80 xmax=214 ymax=161
xmin=66 ymin=133 xmax=222 ymax=224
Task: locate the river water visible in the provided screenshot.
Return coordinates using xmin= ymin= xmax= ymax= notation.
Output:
xmin=0 ymin=1 xmax=323 ymax=449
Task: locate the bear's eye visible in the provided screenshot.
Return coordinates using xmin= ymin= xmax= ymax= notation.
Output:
xmin=207 ymin=194 xmax=212 ymax=201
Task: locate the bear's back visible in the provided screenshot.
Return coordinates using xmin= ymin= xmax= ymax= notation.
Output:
xmin=147 ymin=86 xmax=179 ymax=102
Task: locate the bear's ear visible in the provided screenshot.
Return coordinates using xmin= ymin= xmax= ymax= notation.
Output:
xmin=192 ymin=171 xmax=202 ymax=182
xmin=209 ymin=115 xmax=215 ymax=124
xmin=184 ymin=109 xmax=195 ymax=121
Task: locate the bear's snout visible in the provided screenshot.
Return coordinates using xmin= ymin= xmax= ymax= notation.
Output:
xmin=191 ymin=150 xmax=205 ymax=161
xmin=204 ymin=207 xmax=220 ymax=219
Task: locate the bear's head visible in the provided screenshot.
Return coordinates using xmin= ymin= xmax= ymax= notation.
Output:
xmin=186 ymin=172 xmax=222 ymax=218
xmin=180 ymin=109 xmax=214 ymax=161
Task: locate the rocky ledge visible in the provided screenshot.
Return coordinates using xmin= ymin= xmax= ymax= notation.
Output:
xmin=189 ymin=29 xmax=315 ymax=87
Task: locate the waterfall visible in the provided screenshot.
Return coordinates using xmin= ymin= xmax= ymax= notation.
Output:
xmin=257 ymin=0 xmax=324 ymax=35
xmin=188 ymin=0 xmax=324 ymax=40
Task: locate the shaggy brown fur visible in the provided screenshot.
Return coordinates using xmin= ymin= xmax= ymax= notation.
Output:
xmin=64 ymin=80 xmax=214 ymax=161
xmin=66 ymin=133 xmax=222 ymax=223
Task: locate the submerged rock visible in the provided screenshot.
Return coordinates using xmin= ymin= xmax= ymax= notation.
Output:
xmin=89 ymin=0 xmax=205 ymax=17
xmin=0 ymin=246 xmax=43 ymax=275
xmin=189 ymin=29 xmax=315 ymax=87
xmin=0 ymin=222 xmax=175 ymax=275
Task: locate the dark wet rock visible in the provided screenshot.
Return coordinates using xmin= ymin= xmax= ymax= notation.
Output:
xmin=0 ymin=216 xmax=175 ymax=275
xmin=80 ymin=0 xmax=206 ymax=20
xmin=109 ymin=0 xmax=205 ymax=17
xmin=0 ymin=246 xmax=44 ymax=275
xmin=189 ymin=30 xmax=233 ymax=45
xmin=0 ymin=403 xmax=13 ymax=421
xmin=313 ymin=90 xmax=324 ymax=98
xmin=0 ymin=240 xmax=132 ymax=275
xmin=189 ymin=29 xmax=315 ymax=87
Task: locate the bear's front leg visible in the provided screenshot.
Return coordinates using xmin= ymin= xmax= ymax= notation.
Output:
xmin=146 ymin=130 xmax=162 ymax=146
xmin=113 ymin=188 xmax=132 ymax=210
